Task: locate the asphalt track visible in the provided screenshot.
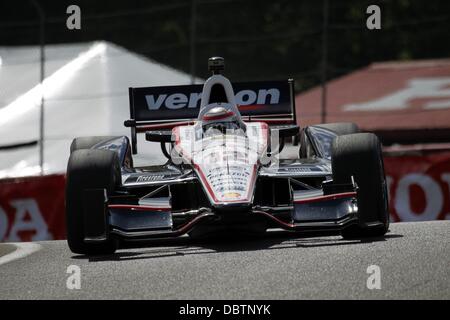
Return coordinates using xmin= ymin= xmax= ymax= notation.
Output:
xmin=0 ymin=221 xmax=448 ymax=299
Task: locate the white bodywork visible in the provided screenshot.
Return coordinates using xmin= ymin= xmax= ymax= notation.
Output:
xmin=173 ymin=74 xmax=268 ymax=205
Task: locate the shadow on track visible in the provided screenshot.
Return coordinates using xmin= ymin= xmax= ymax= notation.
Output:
xmin=70 ymin=230 xmax=403 ymax=263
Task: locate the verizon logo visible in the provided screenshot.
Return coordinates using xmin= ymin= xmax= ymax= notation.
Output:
xmin=145 ymin=89 xmax=280 ymax=110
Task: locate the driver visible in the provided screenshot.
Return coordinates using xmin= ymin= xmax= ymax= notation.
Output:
xmin=202 ymin=106 xmax=245 ymax=134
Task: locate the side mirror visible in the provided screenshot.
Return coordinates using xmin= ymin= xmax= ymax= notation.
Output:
xmin=267 ymin=125 xmax=299 ymax=156
xmin=270 ymin=125 xmax=299 ymax=138
xmin=145 ymin=130 xmax=173 ymax=143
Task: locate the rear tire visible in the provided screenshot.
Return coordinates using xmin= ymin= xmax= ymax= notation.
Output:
xmin=331 ymin=133 xmax=389 ymax=238
xmin=65 ymin=149 xmax=120 ymax=255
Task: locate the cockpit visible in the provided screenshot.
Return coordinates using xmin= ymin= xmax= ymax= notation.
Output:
xmin=201 ymin=105 xmax=246 ymax=136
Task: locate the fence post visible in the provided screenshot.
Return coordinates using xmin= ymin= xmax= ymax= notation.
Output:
xmin=190 ymin=0 xmax=197 ymax=84
xmin=31 ymin=0 xmax=46 ymax=175
xmin=320 ymin=0 xmax=329 ymax=124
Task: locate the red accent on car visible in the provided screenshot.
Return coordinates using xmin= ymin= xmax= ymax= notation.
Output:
xmin=237 ymin=104 xmax=265 ymax=111
xmin=136 ymin=121 xmax=195 ymax=132
xmin=108 ymin=204 xmax=171 ymax=212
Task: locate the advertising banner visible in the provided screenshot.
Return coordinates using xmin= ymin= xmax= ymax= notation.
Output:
xmin=0 ymin=174 xmax=66 ymax=242
xmin=384 ymin=151 xmax=450 ymax=222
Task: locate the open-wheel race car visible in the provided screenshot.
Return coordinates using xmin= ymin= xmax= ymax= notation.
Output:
xmin=65 ymin=57 xmax=389 ymax=255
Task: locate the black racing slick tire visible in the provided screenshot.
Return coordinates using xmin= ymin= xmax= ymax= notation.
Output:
xmin=65 ymin=149 xmax=121 ymax=255
xmin=70 ymin=136 xmax=119 ymax=154
xmin=331 ymin=133 xmax=389 ymax=238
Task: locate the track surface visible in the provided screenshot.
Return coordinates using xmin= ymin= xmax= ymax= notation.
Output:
xmin=0 ymin=221 xmax=449 ymax=299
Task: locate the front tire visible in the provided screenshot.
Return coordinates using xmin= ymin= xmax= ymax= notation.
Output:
xmin=70 ymin=136 xmax=119 ymax=154
xmin=65 ymin=149 xmax=120 ymax=255
xmin=300 ymin=122 xmax=359 ymax=158
xmin=314 ymin=122 xmax=360 ymax=136
xmin=331 ymin=133 xmax=389 ymax=238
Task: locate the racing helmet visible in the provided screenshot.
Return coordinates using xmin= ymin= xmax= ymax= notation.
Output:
xmin=202 ymin=106 xmax=242 ymax=133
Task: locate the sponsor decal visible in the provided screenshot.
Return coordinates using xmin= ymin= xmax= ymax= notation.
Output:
xmin=145 ymin=88 xmax=280 ymax=110
xmin=279 ymin=166 xmax=323 ymax=173
xmin=146 ymin=92 xmax=202 ymax=110
xmin=130 ymin=81 xmax=292 ymax=121
xmin=135 ymin=175 xmax=165 ymax=183
xmin=125 ymin=173 xmax=182 ymax=184
xmin=224 ymin=192 xmax=242 ymax=199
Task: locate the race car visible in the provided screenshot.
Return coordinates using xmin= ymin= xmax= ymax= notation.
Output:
xmin=65 ymin=57 xmax=389 ymax=255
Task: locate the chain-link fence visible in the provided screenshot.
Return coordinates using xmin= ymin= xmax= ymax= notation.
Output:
xmin=1 ymin=0 xmax=449 ymax=91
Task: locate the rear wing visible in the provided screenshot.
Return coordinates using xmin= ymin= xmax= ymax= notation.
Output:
xmin=125 ymin=80 xmax=296 ymax=154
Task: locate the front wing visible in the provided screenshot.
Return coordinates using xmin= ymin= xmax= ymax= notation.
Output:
xmin=82 ymin=170 xmax=360 ymax=243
